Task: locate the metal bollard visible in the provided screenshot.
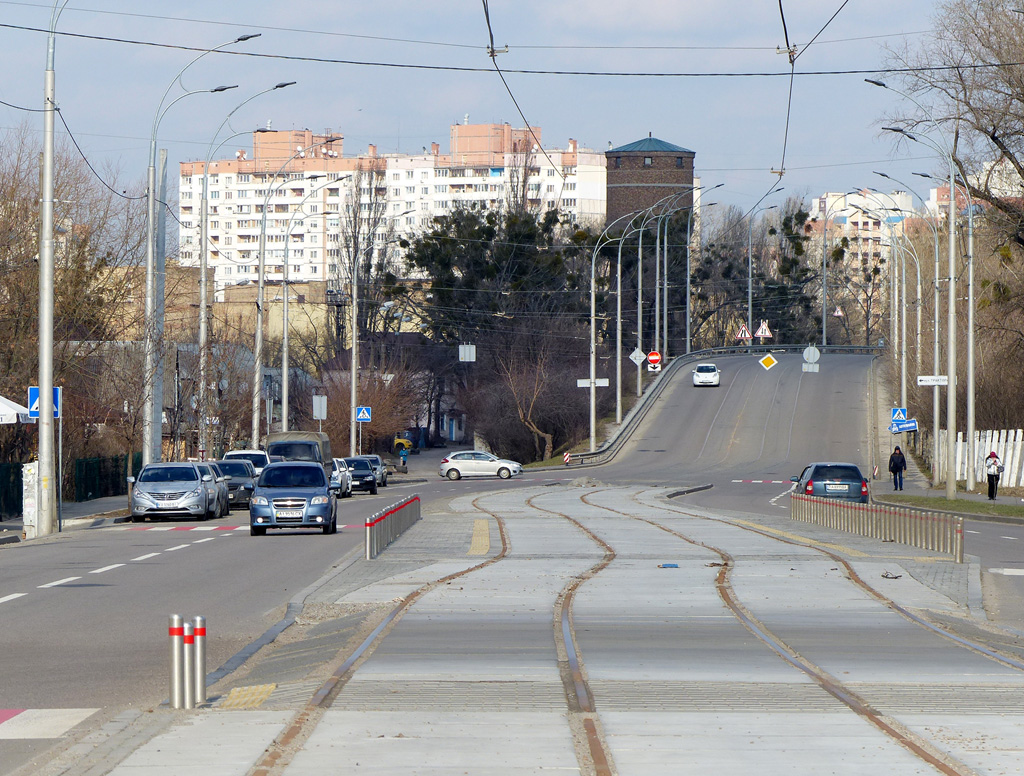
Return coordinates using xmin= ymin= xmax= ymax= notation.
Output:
xmin=183 ymin=622 xmax=196 ymax=709
xmin=169 ymin=614 xmax=185 ymax=709
xmin=194 ymin=616 xmax=207 ymax=705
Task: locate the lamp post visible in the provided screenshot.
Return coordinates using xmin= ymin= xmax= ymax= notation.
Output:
xmin=36 ymin=0 xmax=69 ymax=537
xmin=874 ymin=171 xmax=943 ymax=486
xmin=870 ymin=78 xmax=959 ymax=498
xmin=280 ymin=173 xmax=351 ymax=432
xmin=198 ymin=84 xmax=293 ymax=457
xmin=251 ymin=137 xmax=342 ymax=447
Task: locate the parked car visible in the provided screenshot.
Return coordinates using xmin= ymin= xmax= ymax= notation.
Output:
xmin=344 ymin=457 xmax=379 ymax=494
xmin=791 ymin=462 xmax=869 ymax=503
xmin=215 ymin=459 xmax=257 ymax=509
xmin=127 ymin=462 xmax=214 ymax=522
xmin=223 ymin=449 xmax=270 ymax=476
xmin=692 ymin=363 xmax=721 ymax=387
xmin=439 ymin=451 xmax=522 ymax=480
xmin=249 ymin=461 xmax=340 ymax=536
xmin=356 ymin=454 xmax=388 ymax=487
xmin=330 ymin=457 xmax=354 ymax=498
xmin=195 ymin=462 xmax=230 ymax=518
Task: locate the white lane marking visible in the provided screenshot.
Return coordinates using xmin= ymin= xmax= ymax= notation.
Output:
xmin=190 ymin=526 xmax=219 ymax=531
xmin=131 ymin=553 xmax=160 ymax=561
xmin=988 ymin=568 xmax=1024 ymax=576
xmin=0 ymin=708 xmax=99 ymax=739
xmin=0 ymin=593 xmax=27 ymax=605
xmin=769 ymin=485 xmax=795 ymax=508
xmin=192 ymin=537 xmax=216 ymax=544
xmin=165 ymin=544 xmax=190 ymax=552
xmin=147 ymin=526 xmax=176 ymax=531
xmin=1000 ymin=536 xmax=1019 ymax=541
xmin=38 ymin=577 xmax=81 ymax=589
xmin=965 ymin=530 xmax=980 ymax=534
xmin=89 ymin=564 xmax=125 ymax=574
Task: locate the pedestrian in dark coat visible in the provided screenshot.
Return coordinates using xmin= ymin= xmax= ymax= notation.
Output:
xmin=888 ymin=446 xmax=907 ymax=491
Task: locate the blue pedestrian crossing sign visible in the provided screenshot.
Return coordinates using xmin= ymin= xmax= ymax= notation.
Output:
xmin=28 ymin=386 xmax=61 ymax=419
xmin=356 ymin=406 xmax=372 ymax=423
xmin=891 ymin=407 xmax=907 ymax=423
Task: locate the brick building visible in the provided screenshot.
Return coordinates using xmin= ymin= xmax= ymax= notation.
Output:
xmin=605 ymin=136 xmax=695 ymax=223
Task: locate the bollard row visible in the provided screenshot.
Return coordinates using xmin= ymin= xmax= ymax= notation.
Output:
xmin=365 ymin=494 xmax=421 ymax=560
xmin=168 ymin=614 xmax=207 ymax=709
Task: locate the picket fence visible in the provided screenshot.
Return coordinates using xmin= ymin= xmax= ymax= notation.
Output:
xmin=936 ymin=429 xmax=1024 ymax=486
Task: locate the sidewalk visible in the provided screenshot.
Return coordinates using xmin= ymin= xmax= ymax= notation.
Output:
xmin=0 ymin=494 xmax=130 ymax=544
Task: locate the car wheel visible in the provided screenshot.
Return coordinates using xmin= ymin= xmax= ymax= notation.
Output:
xmin=382 ymin=475 xmax=388 ymax=487
xmin=131 ymin=513 xmax=144 ymax=523
xmin=370 ymin=482 xmax=378 ymax=494
xmin=446 ymin=468 xmax=461 ymax=481
xmin=497 ymin=467 xmax=511 ymax=480
xmin=250 ymin=525 xmax=266 ymax=536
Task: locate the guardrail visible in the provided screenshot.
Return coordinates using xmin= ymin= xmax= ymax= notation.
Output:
xmin=564 ymin=344 xmax=882 ymax=467
xmin=365 ymin=494 xmax=421 ymax=560
xmin=790 ymin=493 xmax=963 ymax=563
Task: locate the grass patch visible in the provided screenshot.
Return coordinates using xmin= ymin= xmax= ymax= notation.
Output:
xmin=880 ymin=491 xmax=1024 ymax=519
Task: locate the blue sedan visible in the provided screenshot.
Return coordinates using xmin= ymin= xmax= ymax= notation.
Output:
xmin=249 ymin=461 xmax=340 ymax=536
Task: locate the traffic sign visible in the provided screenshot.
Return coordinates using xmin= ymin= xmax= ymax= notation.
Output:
xmin=647 ymin=350 xmax=662 ymax=366
xmin=28 ymin=386 xmax=61 ymax=419
xmin=917 ymin=375 xmax=948 ymax=386
xmin=576 ymin=378 xmax=610 ymax=387
xmin=647 ymin=363 xmax=661 ymax=372
xmin=755 ymin=320 xmax=773 ymax=338
xmin=802 ymin=363 xmax=819 ymax=373
xmin=356 ymin=406 xmax=372 ymax=423
xmin=628 ymin=348 xmax=646 ymax=366
xmin=736 ymin=323 xmax=752 ymax=340
xmin=759 ymin=354 xmax=778 ymax=370
xmin=891 ymin=407 xmax=907 ymax=423
xmin=889 ymin=419 xmax=919 ymax=434
xmin=802 ymin=345 xmax=820 ymax=364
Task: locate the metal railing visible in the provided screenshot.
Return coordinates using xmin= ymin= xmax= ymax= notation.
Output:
xmin=365 ymin=494 xmax=421 ymax=560
xmin=791 ymin=493 xmax=963 ymax=563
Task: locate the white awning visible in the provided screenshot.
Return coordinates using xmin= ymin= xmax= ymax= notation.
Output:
xmin=0 ymin=394 xmax=31 ymax=424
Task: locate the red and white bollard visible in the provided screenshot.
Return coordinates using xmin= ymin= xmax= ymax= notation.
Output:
xmin=169 ymin=614 xmax=184 ymax=709
xmin=183 ymin=622 xmax=196 ymax=709
xmin=169 ymin=614 xmax=207 ymax=709
xmin=194 ymin=615 xmax=207 ymax=705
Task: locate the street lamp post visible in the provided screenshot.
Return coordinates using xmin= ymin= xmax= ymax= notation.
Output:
xmin=871 ymin=78 xmax=960 ymax=498
xmin=251 ymin=137 xmax=342 ymax=448
xmin=198 ymin=84 xmax=293 ymax=457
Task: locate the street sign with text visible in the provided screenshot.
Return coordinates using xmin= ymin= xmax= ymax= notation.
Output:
xmin=917 ymin=375 xmax=948 ymax=386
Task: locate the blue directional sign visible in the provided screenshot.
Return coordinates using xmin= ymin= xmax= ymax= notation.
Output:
xmin=889 ymin=419 xmax=918 ymax=434
xmin=28 ymin=386 xmax=61 ymax=419
xmin=356 ymin=406 xmax=372 ymax=423
xmin=891 ymin=407 xmax=907 ymax=423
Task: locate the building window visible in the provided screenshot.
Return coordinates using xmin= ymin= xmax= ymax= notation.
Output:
xmin=676 ymin=157 xmax=684 ymax=168
xmin=644 ymin=157 xmax=653 ymax=167
xmin=614 ymin=157 xmax=621 ymax=169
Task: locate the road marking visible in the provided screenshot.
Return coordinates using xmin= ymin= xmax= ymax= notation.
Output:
xmin=732 ymin=479 xmax=787 ymax=484
xmin=38 ymin=577 xmax=81 ymax=589
xmin=988 ymin=568 xmax=1024 ymax=576
xmin=147 ymin=526 xmax=177 ymax=531
xmin=0 ymin=594 xmax=26 ymax=605
xmin=0 ymin=708 xmax=99 ymax=739
xmin=192 ymin=537 xmax=216 ymax=544
xmin=769 ymin=486 xmax=795 ymax=508
xmin=89 ymin=564 xmax=125 ymax=574
xmin=165 ymin=544 xmax=190 ymax=552
xmin=965 ymin=530 xmax=980 ymax=534
xmin=1000 ymin=536 xmax=1019 ymax=541
xmin=468 ymin=519 xmax=490 ymax=555
xmin=131 ymin=553 xmax=160 ymax=561
xmin=191 ymin=526 xmax=219 ymax=531
xmin=219 ymin=684 xmax=276 ymax=710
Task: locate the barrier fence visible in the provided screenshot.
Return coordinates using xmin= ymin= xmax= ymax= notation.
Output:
xmin=366 ymin=494 xmax=421 ymax=560
xmin=790 ymin=494 xmax=963 ymax=563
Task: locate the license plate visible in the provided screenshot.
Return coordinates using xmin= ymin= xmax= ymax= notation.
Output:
xmin=276 ymin=510 xmax=303 ymax=518
xmin=825 ymin=484 xmax=848 ymax=492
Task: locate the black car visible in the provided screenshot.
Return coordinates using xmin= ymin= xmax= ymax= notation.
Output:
xmin=791 ymin=462 xmax=869 ymax=503
xmin=215 ymin=459 xmax=257 ymax=509
xmin=344 ymin=457 xmax=378 ymax=494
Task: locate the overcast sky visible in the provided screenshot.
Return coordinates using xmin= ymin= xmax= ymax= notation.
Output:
xmin=0 ymin=1 xmax=946 ymax=214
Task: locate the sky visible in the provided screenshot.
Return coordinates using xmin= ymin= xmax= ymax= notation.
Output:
xmin=0 ymin=0 xmax=949 ymax=216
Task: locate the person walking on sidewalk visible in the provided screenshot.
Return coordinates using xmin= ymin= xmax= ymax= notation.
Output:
xmin=888 ymin=446 xmax=907 ymax=491
xmin=986 ymin=451 xmax=1003 ymax=500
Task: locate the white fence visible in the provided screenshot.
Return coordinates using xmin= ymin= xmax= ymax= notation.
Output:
xmin=791 ymin=494 xmax=964 ymax=562
xmin=937 ymin=429 xmax=1024 ymax=486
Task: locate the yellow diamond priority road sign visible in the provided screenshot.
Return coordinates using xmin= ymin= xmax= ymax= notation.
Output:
xmin=759 ymin=354 xmax=778 ymax=370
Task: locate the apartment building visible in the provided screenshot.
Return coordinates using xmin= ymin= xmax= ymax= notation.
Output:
xmin=177 ymin=123 xmax=608 ymax=298
xmin=809 ymin=189 xmax=914 ymax=264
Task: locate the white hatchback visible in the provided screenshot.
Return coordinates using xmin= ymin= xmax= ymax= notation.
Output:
xmin=692 ymin=363 xmax=721 ymax=387
xmin=439 ymin=451 xmax=522 ymax=480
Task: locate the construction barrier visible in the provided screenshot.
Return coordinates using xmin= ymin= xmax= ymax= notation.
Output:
xmin=168 ymin=614 xmax=208 ymax=709
xmin=790 ymin=493 xmax=963 ymax=563
xmin=366 ymin=494 xmax=421 ymax=560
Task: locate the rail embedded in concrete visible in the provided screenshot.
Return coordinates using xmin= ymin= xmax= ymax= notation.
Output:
xmin=365 ymin=494 xmax=421 ymax=560
xmin=790 ymin=493 xmax=964 ymax=563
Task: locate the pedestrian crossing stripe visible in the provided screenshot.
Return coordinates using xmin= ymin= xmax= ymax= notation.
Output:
xmin=0 ymin=709 xmax=98 ymax=739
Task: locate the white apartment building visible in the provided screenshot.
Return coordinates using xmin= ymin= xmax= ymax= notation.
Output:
xmin=809 ymin=189 xmax=914 ymax=265
xmin=178 ymin=124 xmax=607 ymax=297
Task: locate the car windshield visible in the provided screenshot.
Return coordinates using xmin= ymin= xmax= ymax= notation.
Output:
xmin=345 ymin=459 xmax=372 ymax=472
xmin=259 ymin=466 xmax=326 ymax=488
xmin=138 ymin=466 xmax=198 ymax=483
xmin=696 ymin=365 xmax=717 ymax=373
xmin=217 ymin=462 xmax=251 ymax=477
xmin=266 ymin=442 xmax=318 ymax=461
xmin=813 ymin=465 xmax=862 ymax=481
xmin=227 ymin=452 xmax=266 ymax=466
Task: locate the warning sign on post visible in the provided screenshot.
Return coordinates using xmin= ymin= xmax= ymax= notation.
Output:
xmin=755 ymin=320 xmax=773 ymax=338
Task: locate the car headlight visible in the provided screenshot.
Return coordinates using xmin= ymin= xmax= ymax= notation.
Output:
xmin=133 ymin=487 xmax=155 ymax=503
xmin=251 ymin=496 xmax=268 ymax=506
xmin=186 ymin=487 xmax=202 ymax=498
xmin=311 ymin=495 xmax=329 ymax=505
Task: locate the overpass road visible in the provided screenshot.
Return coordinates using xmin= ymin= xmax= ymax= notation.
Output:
xmin=4 ymin=352 xmax=1024 ymax=775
